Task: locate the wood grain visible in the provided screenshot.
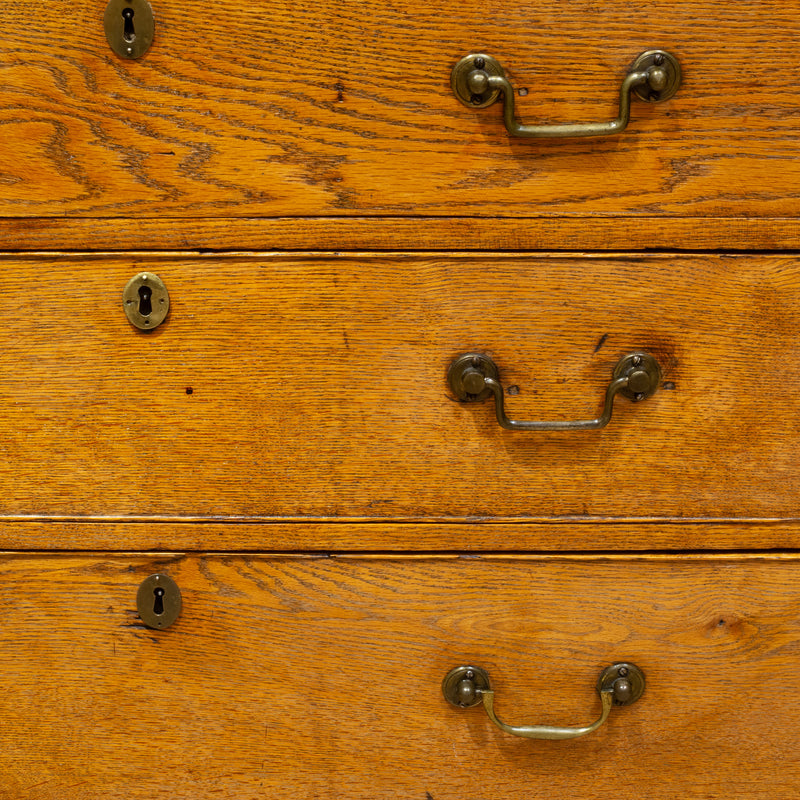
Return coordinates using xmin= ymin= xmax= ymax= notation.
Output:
xmin=5 ymin=216 xmax=800 ymax=252
xmin=0 ymin=253 xmax=797 ymax=539
xmin=3 ymin=1 xmax=800 ymax=218
xmin=1 ymin=552 xmax=799 ymax=799
xmin=0 ymin=519 xmax=798 ymax=552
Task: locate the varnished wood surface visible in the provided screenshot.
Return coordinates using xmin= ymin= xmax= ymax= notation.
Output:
xmin=1 ymin=519 xmax=799 ymax=552
xmin=4 ymin=1 xmax=800 ymax=218
xmin=1 ymin=553 xmax=799 ymax=799
xmin=5 ymin=216 xmax=800 ymax=252
xmin=0 ymin=253 xmax=798 ymax=540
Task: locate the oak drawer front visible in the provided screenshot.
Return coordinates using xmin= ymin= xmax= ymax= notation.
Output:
xmin=2 ymin=552 xmax=798 ymax=799
xmin=2 ymin=1 xmax=799 ymax=219
xmin=0 ymin=253 xmax=798 ymax=542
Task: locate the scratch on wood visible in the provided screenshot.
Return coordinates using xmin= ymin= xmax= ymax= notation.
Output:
xmin=593 ymin=333 xmax=609 ymax=353
xmin=22 ymin=779 xmax=55 ymax=790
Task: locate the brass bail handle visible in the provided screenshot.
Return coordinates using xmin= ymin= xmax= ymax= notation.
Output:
xmin=443 ymin=663 xmax=645 ymax=741
xmin=448 ymin=351 xmax=661 ymax=432
xmin=451 ymin=50 xmax=681 ymax=138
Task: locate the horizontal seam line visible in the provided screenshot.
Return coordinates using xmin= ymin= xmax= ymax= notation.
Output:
xmin=0 ymin=517 xmax=796 ymax=525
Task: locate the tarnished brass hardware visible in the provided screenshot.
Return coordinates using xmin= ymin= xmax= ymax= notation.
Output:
xmin=450 ymin=54 xmax=507 ymax=110
xmin=104 ymin=0 xmax=155 ymax=59
xmin=448 ymin=351 xmax=660 ymax=431
xmin=136 ymin=573 xmax=181 ymax=629
xmin=443 ymin=662 xmax=644 ymax=741
xmin=451 ymin=50 xmax=681 ymax=138
xmin=442 ymin=665 xmax=492 ymax=707
xmin=123 ymin=272 xmax=169 ymax=331
xmin=629 ymin=50 xmax=682 ymax=103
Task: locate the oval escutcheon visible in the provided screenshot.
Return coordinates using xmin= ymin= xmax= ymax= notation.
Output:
xmin=104 ymin=0 xmax=155 ymax=59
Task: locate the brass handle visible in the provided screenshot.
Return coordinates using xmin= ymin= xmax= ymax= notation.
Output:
xmin=443 ymin=663 xmax=645 ymax=741
xmin=447 ymin=351 xmax=660 ymax=432
xmin=451 ymin=50 xmax=681 ymax=138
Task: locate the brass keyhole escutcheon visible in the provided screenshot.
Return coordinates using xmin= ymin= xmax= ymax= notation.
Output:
xmin=122 ymin=7 xmax=136 ymax=43
xmin=137 ymin=284 xmax=153 ymax=316
xmin=123 ymin=272 xmax=169 ymax=331
xmin=104 ymin=0 xmax=155 ymax=59
xmin=152 ymin=586 xmax=165 ymax=616
xmin=136 ymin=574 xmax=181 ymax=630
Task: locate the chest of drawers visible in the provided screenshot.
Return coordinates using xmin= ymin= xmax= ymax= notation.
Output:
xmin=2 ymin=1 xmax=800 ymax=798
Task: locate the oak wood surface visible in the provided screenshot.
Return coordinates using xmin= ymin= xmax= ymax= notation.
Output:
xmin=0 ymin=519 xmax=799 ymax=552
xmin=1 ymin=552 xmax=799 ymax=799
xmin=5 ymin=216 xmax=800 ymax=252
xmin=3 ymin=1 xmax=800 ymax=219
xmin=0 ymin=252 xmax=797 ymax=541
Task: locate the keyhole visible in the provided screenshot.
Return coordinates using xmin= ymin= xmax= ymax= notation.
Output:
xmin=138 ymin=284 xmax=152 ymax=316
xmin=153 ymin=587 xmax=165 ymax=616
xmin=122 ymin=7 xmax=136 ymax=43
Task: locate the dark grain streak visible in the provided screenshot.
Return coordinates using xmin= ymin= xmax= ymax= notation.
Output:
xmin=593 ymin=333 xmax=609 ymax=353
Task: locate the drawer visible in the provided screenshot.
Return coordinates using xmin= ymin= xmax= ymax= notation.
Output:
xmin=1 ymin=253 xmax=799 ymax=550
xmin=2 ymin=2 xmax=799 ymax=219
xmin=2 ymin=552 xmax=799 ymax=799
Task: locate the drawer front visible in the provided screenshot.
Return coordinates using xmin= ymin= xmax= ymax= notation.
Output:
xmin=2 ymin=1 xmax=799 ymax=219
xmin=2 ymin=553 xmax=799 ymax=799
xmin=0 ymin=253 xmax=798 ymax=543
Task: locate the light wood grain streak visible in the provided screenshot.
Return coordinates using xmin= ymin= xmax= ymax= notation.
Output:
xmin=0 ymin=554 xmax=799 ymax=799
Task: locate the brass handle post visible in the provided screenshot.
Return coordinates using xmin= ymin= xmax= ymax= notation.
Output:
xmin=451 ymin=50 xmax=681 ymax=139
xmin=443 ymin=663 xmax=645 ymax=741
xmin=447 ymin=352 xmax=661 ymax=432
